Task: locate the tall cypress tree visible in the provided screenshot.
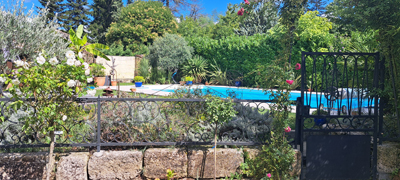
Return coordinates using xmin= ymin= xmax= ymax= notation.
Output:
xmin=62 ymin=0 xmax=91 ymax=31
xmin=89 ymin=0 xmax=122 ymax=43
xmin=36 ymin=0 xmax=65 ymax=23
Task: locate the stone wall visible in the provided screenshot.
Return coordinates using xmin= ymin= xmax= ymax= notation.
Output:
xmin=96 ymin=56 xmax=136 ymax=82
xmin=0 ymin=148 xmax=301 ymax=180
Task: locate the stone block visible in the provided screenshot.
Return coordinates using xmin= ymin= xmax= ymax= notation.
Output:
xmin=187 ymin=148 xmax=243 ymax=179
xmin=56 ymin=152 xmax=89 ymax=180
xmin=143 ymin=148 xmax=187 ymax=179
xmin=378 ymin=142 xmax=400 ymax=174
xmin=88 ymin=150 xmax=143 ymax=180
xmin=0 ymin=152 xmax=47 ymax=180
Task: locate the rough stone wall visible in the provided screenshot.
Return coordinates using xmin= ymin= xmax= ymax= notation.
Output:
xmin=0 ymin=147 xmax=307 ymax=180
xmin=96 ymin=56 xmax=136 ymax=82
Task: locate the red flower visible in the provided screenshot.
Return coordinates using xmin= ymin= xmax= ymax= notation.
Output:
xmin=286 ymin=80 xmax=293 ymax=85
xmin=267 ymin=173 xmax=272 ymax=178
xmin=237 ymin=8 xmax=244 ymax=16
xmin=244 ymin=0 xmax=250 ymax=5
xmin=285 ymin=126 xmax=291 ymax=132
xmin=295 ymin=63 xmax=301 ymax=70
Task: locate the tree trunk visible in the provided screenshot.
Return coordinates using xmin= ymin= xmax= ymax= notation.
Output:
xmin=214 ymin=127 xmax=217 ymax=180
xmin=46 ymin=130 xmax=55 ymax=180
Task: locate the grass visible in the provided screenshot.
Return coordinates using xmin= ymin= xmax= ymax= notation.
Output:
xmin=119 ymin=82 xmax=135 ymax=86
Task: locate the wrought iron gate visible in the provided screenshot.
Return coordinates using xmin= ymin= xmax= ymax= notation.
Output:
xmin=295 ymin=52 xmax=384 ymax=179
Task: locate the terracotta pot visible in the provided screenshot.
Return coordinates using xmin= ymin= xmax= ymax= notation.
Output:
xmin=308 ymin=89 xmax=312 ymax=92
xmin=130 ymin=88 xmax=136 ymax=92
xmin=205 ymin=81 xmax=209 ymax=85
xmin=94 ymin=77 xmax=106 ymax=86
xmin=179 ymin=81 xmax=186 ymax=86
xmin=111 ymin=81 xmax=117 ymax=86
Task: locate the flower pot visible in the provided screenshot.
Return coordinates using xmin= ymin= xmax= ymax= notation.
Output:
xmin=179 ymin=81 xmax=186 ymax=86
xmin=130 ymin=88 xmax=136 ymax=92
xmin=111 ymin=81 xmax=117 ymax=86
xmin=186 ymin=81 xmax=193 ymax=85
xmin=135 ymin=82 xmax=143 ymax=87
xmin=205 ymin=81 xmax=209 ymax=85
xmin=235 ymin=81 xmax=241 ymax=87
xmin=94 ymin=77 xmax=106 ymax=86
xmin=308 ymin=89 xmax=312 ymax=92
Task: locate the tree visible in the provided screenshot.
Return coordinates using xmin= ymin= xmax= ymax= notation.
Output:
xmin=307 ymin=0 xmax=327 ymax=14
xmin=89 ymin=0 xmax=122 ymax=43
xmin=62 ymin=0 xmax=91 ymax=31
xmin=188 ymin=0 xmax=204 ymax=20
xmin=105 ymin=1 xmax=178 ymax=51
xmin=177 ymin=16 xmax=215 ymax=38
xmin=158 ymin=0 xmax=190 ymax=15
xmin=148 ymin=34 xmax=193 ymax=72
xmin=235 ymin=0 xmax=279 ymax=36
xmin=36 ymin=0 xmax=65 ymax=23
xmin=212 ymin=3 xmax=243 ymax=39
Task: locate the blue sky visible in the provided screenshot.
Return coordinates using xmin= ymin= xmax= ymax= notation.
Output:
xmin=2 ymin=0 xmax=333 ymax=18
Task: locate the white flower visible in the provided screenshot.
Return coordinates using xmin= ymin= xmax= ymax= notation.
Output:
xmin=87 ymin=89 xmax=96 ymax=96
xmin=0 ymin=77 xmax=6 ymax=83
xmin=75 ymin=80 xmax=82 ymax=87
xmin=36 ymin=55 xmax=46 ymax=65
xmin=3 ymin=92 xmax=12 ymax=98
xmin=62 ymin=115 xmax=67 ymax=121
xmin=85 ymin=69 xmax=90 ymax=76
xmin=87 ymin=77 xmax=93 ymax=83
xmin=11 ymin=79 xmax=20 ymax=85
xmin=66 ymin=58 xmax=75 ymax=66
xmin=67 ymin=80 xmax=76 ymax=87
xmin=14 ymin=60 xmax=24 ymax=67
xmin=23 ymin=62 xmax=29 ymax=70
xmin=74 ymin=60 xmax=81 ymax=66
xmin=66 ymin=50 xmax=75 ymax=59
xmin=15 ymin=88 xmax=22 ymax=96
xmin=49 ymin=57 xmax=58 ymax=65
xmin=83 ymin=62 xmax=89 ymax=69
xmin=78 ymin=52 xmax=83 ymax=59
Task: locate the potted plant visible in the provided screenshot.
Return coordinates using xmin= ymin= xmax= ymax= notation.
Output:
xmin=185 ymin=76 xmax=194 ymax=85
xmin=179 ymin=77 xmax=185 ymax=86
xmin=234 ymin=77 xmax=243 ymax=87
xmin=106 ymin=57 xmax=118 ymax=86
xmin=311 ymin=109 xmax=329 ymax=126
xmin=134 ymin=76 xmax=144 ymax=87
xmin=91 ymin=63 xmax=106 ymax=86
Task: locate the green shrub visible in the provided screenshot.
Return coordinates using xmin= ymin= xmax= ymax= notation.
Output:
xmin=185 ymin=76 xmax=194 ymax=81
xmin=101 ymin=43 xmax=134 ymax=56
xmin=133 ymin=76 xmax=144 ymax=82
xmin=188 ymin=34 xmax=278 ymax=86
xmin=0 ymin=0 xmax=69 ymax=74
xmin=105 ymin=1 xmax=178 ymax=47
xmin=91 ymin=63 xmax=106 ymax=77
xmin=148 ymin=34 xmax=193 ymax=71
xmin=138 ymin=58 xmax=151 ymax=82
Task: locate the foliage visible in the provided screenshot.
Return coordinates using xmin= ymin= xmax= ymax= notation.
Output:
xmin=62 ymin=0 xmax=91 ymax=31
xmin=105 ymin=1 xmax=178 ymax=48
xmin=101 ymin=42 xmax=134 ymax=56
xmin=177 ymin=16 xmax=215 ymax=38
xmin=0 ymin=0 xmax=69 ymax=74
xmin=36 ymin=0 xmax=64 ymax=23
xmin=307 ymin=0 xmax=327 ymax=14
xmin=89 ymin=0 xmax=122 ymax=43
xmin=184 ymin=76 xmax=194 ymax=82
xmin=181 ymin=55 xmax=208 ymax=83
xmin=69 ymin=25 xmax=110 ymax=61
xmin=208 ymin=60 xmax=231 ymax=85
xmin=188 ymin=34 xmax=278 ymax=86
xmin=138 ymin=58 xmax=151 ymax=82
xmin=235 ymin=0 xmax=279 ymax=36
xmin=166 ymin=169 xmax=176 ymax=180
xmin=91 ymin=63 xmax=106 ymax=77
xmin=212 ymin=3 xmax=244 ymax=39
xmin=148 ymin=34 xmax=193 ymax=71
xmin=134 ymin=76 xmax=145 ymax=82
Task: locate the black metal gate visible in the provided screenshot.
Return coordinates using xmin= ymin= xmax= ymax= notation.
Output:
xmin=295 ymin=52 xmax=384 ymax=179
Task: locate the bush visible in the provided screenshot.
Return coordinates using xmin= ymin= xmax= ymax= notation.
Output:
xmin=105 ymin=1 xmax=178 ymax=48
xmin=185 ymin=76 xmax=194 ymax=81
xmin=148 ymin=34 xmax=193 ymax=71
xmin=0 ymin=0 xmax=69 ymax=74
xmin=133 ymin=76 xmax=144 ymax=82
xmin=138 ymin=58 xmax=151 ymax=82
xmin=188 ymin=34 xmax=279 ymax=86
xmin=91 ymin=63 xmax=106 ymax=77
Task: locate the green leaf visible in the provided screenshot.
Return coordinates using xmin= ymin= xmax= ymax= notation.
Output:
xmin=76 ymin=25 xmax=84 ymax=39
xmin=86 ymin=47 xmax=110 ymax=61
xmin=69 ymin=28 xmax=79 ymax=46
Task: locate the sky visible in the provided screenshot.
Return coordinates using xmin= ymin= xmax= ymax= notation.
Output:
xmin=1 ymin=0 xmax=333 ymax=18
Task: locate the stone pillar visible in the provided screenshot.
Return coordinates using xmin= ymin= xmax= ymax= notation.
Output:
xmin=56 ymin=152 xmax=89 ymax=180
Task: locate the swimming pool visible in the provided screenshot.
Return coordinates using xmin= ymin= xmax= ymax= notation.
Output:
xmin=155 ymin=86 xmax=376 ymax=109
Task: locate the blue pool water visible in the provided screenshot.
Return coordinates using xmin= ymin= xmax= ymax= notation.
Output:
xmin=156 ymin=86 xmax=376 ymax=109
